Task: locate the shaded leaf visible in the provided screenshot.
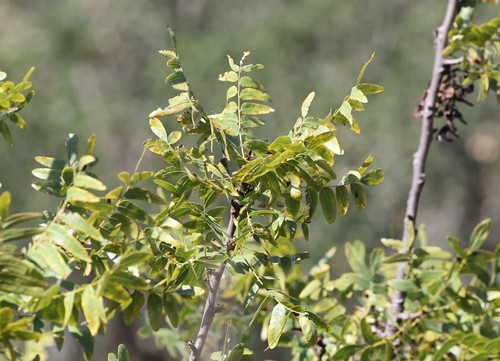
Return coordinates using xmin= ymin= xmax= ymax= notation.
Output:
xmin=319 ymin=187 xmax=336 ymax=224
xmin=350 ymin=183 xmax=367 ymax=209
xmin=147 ymin=293 xmax=163 ymax=331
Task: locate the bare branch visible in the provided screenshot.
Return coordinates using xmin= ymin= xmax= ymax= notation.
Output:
xmin=189 ymin=201 xmax=240 ymax=361
xmin=385 ymin=0 xmax=459 ymax=341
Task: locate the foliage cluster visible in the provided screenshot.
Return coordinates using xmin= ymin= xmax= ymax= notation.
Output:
xmin=0 ymin=3 xmax=499 ymax=361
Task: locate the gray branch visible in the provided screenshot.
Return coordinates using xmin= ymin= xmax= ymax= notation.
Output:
xmin=189 ymin=201 xmax=240 ymax=361
xmin=384 ymin=0 xmax=458 ymax=341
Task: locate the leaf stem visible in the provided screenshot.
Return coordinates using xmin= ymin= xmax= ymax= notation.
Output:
xmin=385 ymin=0 xmax=459 ymax=342
xmin=189 ymin=200 xmax=241 ymax=361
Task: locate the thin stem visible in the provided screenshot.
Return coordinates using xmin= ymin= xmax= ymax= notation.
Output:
xmin=189 ymin=200 xmax=241 ymax=361
xmin=237 ymin=68 xmax=244 ymax=158
xmin=385 ymin=0 xmax=458 ymax=341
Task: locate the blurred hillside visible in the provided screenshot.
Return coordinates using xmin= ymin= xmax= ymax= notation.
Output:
xmin=1 ymin=1 xmax=499 ymax=360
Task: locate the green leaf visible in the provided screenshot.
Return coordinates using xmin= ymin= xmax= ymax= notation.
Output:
xmin=302 ymin=223 xmax=309 ymax=241
xmin=166 ymin=71 xmax=186 ymax=86
xmin=219 ymin=71 xmax=238 ymax=82
xmin=286 ymin=196 xmax=300 ymax=217
xmin=357 ymin=83 xmax=384 ymax=94
xmin=63 ymin=292 xmax=75 ymax=327
xmin=0 ymin=192 xmax=10 ymax=221
xmin=304 ymin=311 xmax=332 ymax=333
xmin=361 ymin=168 xmax=384 ymax=186
xmin=299 ymin=313 xmax=318 ymax=346
xmin=81 ymin=286 xmax=101 ymax=336
xmin=163 ymin=293 xmax=179 ymax=328
xmin=58 ymin=212 xmax=104 ymax=241
xmin=74 ymin=174 xmax=106 ymax=191
xmin=124 ymin=187 xmax=166 ymax=205
xmin=240 ymin=88 xmax=271 ymax=102
xmin=357 ymin=52 xmax=376 ymax=84
xmin=388 ymin=279 xmax=418 ymax=293
xmin=147 ymin=293 xmax=163 ymax=331
xmin=0 ymin=226 xmax=43 ymax=243
xmin=304 ymin=188 xmax=318 ymax=222
xmin=149 ymin=117 xmax=168 ymax=140
xmin=66 ymin=133 xmax=79 ymax=164
xmin=46 ymin=223 xmax=91 ymax=262
xmin=241 ymin=102 xmax=274 ymax=115
xmin=109 ymin=271 xmax=150 ymax=291
xmin=27 ymin=241 xmax=71 ymax=278
xmin=123 ymin=291 xmax=145 ymax=326
xmin=240 ymin=76 xmax=264 ymax=90
xmin=336 ymin=185 xmax=349 ymax=216
xmin=350 ymin=183 xmax=367 ymax=209
xmin=333 ymin=345 xmax=363 ymax=360
xmin=350 ymin=87 xmax=368 ymax=103
xmin=102 ymin=281 xmax=130 ymax=304
xmin=117 ymin=200 xmax=154 ymax=225
xmin=68 ymin=325 xmax=94 ymax=361
xmin=110 ymin=345 xmax=131 ymax=361
xmin=357 ymin=154 xmax=373 ymax=175
xmin=469 ymin=219 xmax=490 ymax=251
xmin=67 ymin=186 xmax=100 ymax=203
xmin=267 ymin=303 xmax=288 ymax=349
xmin=210 ymin=113 xmax=239 ymax=136
xmin=130 ymin=171 xmax=155 ymax=185
xmin=319 ymin=187 xmax=337 ymax=224
xmin=380 ymin=238 xmax=407 ymax=251
xmin=360 ymin=318 xmax=379 ymax=344
xmin=117 ymin=252 xmax=150 ymax=270
xmin=2 ymin=212 xmax=42 ymax=229
xmin=431 ymin=339 xmax=459 ymax=361
xmin=226 ymin=343 xmax=244 ymax=361
xmin=301 ymin=92 xmax=315 ymax=118
xmin=0 ymin=119 xmax=14 ymax=146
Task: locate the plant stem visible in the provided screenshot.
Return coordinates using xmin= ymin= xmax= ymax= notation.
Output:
xmin=189 ymin=200 xmax=240 ymax=361
xmin=384 ymin=0 xmax=458 ymax=341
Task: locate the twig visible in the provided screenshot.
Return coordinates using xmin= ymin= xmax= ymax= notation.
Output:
xmin=189 ymin=200 xmax=241 ymax=361
xmin=384 ymin=0 xmax=458 ymax=342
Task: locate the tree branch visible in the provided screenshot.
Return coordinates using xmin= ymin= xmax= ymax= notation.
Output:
xmin=189 ymin=200 xmax=240 ymax=361
xmin=385 ymin=0 xmax=458 ymax=341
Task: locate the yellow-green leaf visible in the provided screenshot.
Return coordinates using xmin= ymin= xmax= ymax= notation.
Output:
xmin=336 ymin=185 xmax=349 ymax=216
xmin=361 ymin=168 xmax=384 ymax=186
xmin=81 ymin=286 xmax=101 ymax=336
xmin=46 ymin=223 xmax=91 ymax=262
xmin=67 ymin=186 xmax=100 ymax=203
xmin=58 ymin=212 xmax=103 ymax=241
xmin=267 ymin=303 xmax=288 ymax=349
xmin=241 ymin=102 xmax=274 ymax=115
xmin=299 ymin=313 xmax=318 ymax=346
xmin=74 ymin=174 xmax=106 ymax=191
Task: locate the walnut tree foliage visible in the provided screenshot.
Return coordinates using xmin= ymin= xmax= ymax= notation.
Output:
xmin=0 ymin=6 xmax=500 ymax=361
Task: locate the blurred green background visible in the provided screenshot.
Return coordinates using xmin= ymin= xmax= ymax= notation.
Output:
xmin=1 ymin=1 xmax=499 ymax=360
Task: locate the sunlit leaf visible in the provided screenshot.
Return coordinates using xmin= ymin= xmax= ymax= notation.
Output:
xmin=267 ymin=303 xmax=288 ymax=349
xmin=301 ymin=91 xmax=315 ymax=118
xmin=361 ymin=168 xmax=384 ymax=186
xmin=67 ymin=186 xmax=100 ymax=203
xmin=81 ymin=286 xmax=101 ymax=336
xmin=46 ymin=223 xmax=91 ymax=262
